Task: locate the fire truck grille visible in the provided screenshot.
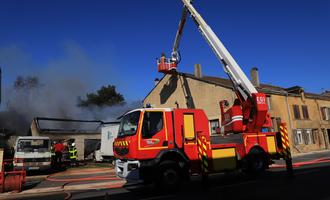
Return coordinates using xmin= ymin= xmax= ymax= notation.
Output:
xmin=114 ymin=147 xmax=129 ymax=156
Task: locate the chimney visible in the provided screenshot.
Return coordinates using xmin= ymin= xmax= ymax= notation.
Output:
xmin=250 ymin=67 xmax=260 ymax=87
xmin=194 ymin=64 xmax=202 ymax=78
xmin=154 ymin=78 xmax=159 ymax=86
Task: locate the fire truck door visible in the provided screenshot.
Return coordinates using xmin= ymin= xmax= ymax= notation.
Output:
xmin=183 ymin=113 xmax=199 ymax=161
xmin=139 ymin=111 xmax=169 ymax=151
xmin=183 ymin=114 xmax=195 ymax=140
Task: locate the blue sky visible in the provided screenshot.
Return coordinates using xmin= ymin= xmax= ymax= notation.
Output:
xmin=0 ymin=0 xmax=329 ymax=103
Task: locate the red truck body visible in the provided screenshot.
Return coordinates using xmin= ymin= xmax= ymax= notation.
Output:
xmin=113 ymin=107 xmax=288 ymax=183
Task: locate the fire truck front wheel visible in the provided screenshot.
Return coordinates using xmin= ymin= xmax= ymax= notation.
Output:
xmin=156 ymin=160 xmax=182 ymax=191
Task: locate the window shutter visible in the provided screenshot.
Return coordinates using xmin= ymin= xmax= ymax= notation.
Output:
xmin=321 ymin=107 xmax=327 ymax=120
xmin=303 ymin=130 xmax=308 ymax=145
xmin=306 ymin=107 xmax=309 ymax=119
xmin=302 ymin=105 xmax=309 ymax=119
xmin=293 ymin=105 xmax=301 ymax=119
xmin=293 ymin=129 xmax=298 ymax=145
xmin=312 ymin=129 xmax=318 ymax=144
xmin=302 ymin=106 xmax=305 ymax=119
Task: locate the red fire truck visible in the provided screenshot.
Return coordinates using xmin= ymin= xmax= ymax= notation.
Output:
xmin=114 ymin=0 xmax=293 ymax=188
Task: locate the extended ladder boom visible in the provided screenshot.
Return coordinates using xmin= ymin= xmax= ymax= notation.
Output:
xmin=158 ymin=0 xmax=272 ymax=133
xmin=181 ymin=0 xmax=257 ymax=101
xmin=171 ymin=6 xmax=188 ymax=63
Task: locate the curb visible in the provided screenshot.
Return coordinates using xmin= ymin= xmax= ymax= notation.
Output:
xmin=292 ymin=150 xmax=330 ymax=158
xmin=270 ymin=156 xmax=330 ymax=168
xmin=0 ymin=180 xmax=126 ymax=200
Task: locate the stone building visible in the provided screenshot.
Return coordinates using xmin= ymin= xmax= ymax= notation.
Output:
xmin=143 ymin=65 xmax=330 ymax=154
xmin=30 ymin=118 xmax=101 ymax=160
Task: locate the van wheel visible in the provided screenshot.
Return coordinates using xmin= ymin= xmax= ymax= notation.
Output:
xmin=156 ymin=160 xmax=182 ymax=191
xmin=247 ymin=148 xmax=267 ymax=173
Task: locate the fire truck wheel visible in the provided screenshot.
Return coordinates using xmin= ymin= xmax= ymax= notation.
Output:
xmin=156 ymin=160 xmax=182 ymax=191
xmin=247 ymin=148 xmax=267 ymax=173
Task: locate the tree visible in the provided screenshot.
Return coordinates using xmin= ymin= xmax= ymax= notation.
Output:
xmin=78 ymin=85 xmax=125 ymax=107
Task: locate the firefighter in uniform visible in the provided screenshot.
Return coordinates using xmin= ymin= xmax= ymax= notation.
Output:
xmin=54 ymin=140 xmax=65 ymax=168
xmin=69 ymin=142 xmax=78 ymax=166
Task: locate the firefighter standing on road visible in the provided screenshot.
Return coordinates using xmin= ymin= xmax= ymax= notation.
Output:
xmin=69 ymin=142 xmax=78 ymax=166
xmin=54 ymin=140 xmax=65 ymax=168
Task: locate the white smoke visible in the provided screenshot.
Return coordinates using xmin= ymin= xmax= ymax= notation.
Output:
xmin=0 ymin=42 xmax=141 ymax=135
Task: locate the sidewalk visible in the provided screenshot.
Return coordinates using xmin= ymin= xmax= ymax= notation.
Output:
xmin=291 ymin=149 xmax=330 ymax=162
xmin=0 ymin=167 xmax=126 ymax=200
xmin=271 ymin=149 xmax=330 ymax=168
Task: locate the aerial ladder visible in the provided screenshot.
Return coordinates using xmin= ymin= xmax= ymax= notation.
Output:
xmin=158 ymin=0 xmax=272 ymax=134
xmin=157 ymin=0 xmax=293 ymax=173
xmin=113 ymin=1 xmax=294 ymax=186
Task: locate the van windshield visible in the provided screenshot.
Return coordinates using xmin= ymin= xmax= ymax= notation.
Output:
xmin=17 ymin=139 xmax=50 ymax=152
xmin=118 ymin=111 xmax=141 ymax=137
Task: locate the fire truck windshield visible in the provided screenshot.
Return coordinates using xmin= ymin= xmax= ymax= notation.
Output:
xmin=118 ymin=111 xmax=141 ymax=137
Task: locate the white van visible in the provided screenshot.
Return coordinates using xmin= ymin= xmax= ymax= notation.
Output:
xmin=13 ymin=136 xmax=51 ymax=171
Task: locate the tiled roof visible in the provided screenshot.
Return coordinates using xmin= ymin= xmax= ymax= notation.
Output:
xmin=178 ymin=72 xmax=330 ymax=101
xmin=143 ymin=72 xmax=330 ymax=101
xmin=179 ymin=72 xmax=286 ymax=92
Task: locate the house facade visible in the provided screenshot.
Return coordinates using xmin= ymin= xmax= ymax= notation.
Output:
xmin=143 ymin=66 xmax=330 ymax=154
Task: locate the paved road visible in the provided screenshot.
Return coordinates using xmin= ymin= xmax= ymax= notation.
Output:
xmin=5 ymin=151 xmax=330 ymax=200
xmin=88 ymin=162 xmax=330 ymax=200
xmin=9 ymin=161 xmax=330 ymax=200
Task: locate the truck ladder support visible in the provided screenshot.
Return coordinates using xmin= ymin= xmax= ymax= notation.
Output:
xmin=279 ymin=123 xmax=294 ymax=176
xmin=181 ymin=0 xmax=257 ymax=101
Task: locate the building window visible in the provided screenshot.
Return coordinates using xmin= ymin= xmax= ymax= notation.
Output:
xmin=210 ymin=119 xmax=220 ymax=135
xmin=321 ymin=107 xmax=330 ymax=121
xmin=302 ymin=105 xmax=309 ymax=119
xmin=266 ymin=96 xmax=272 ymax=110
xmin=293 ymin=105 xmax=301 ymax=119
xmin=293 ymin=129 xmax=316 ymax=145
xmin=293 ymin=129 xmax=303 ymax=145
xmin=303 ymin=129 xmax=313 ymax=145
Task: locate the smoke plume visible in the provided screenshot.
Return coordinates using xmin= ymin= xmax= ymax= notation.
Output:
xmin=0 ymin=42 xmax=141 ymax=135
